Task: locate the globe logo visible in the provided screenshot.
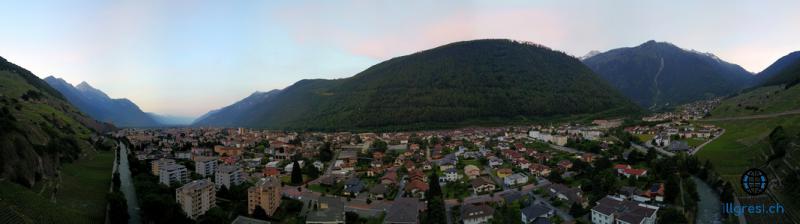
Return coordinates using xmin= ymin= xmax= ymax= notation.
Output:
xmin=741 ymin=168 xmax=768 ymax=195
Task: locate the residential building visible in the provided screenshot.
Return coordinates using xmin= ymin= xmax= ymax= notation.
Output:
xmin=216 ymin=165 xmax=244 ymax=190
xmin=306 ymin=197 xmax=345 ymax=224
xmin=343 ymin=176 xmax=365 ymax=196
xmin=194 ymin=156 xmax=217 ymax=177
xmin=548 ymin=183 xmax=586 ymax=207
xmin=151 ymin=158 xmax=175 ymax=176
xmin=247 ymin=177 xmax=282 ymax=216
xmin=384 ymin=198 xmax=420 ymax=224
xmin=440 ymin=168 xmax=460 ymax=183
xmin=175 ymin=179 xmax=216 ymax=219
xmin=462 ymin=204 xmax=494 ymax=224
xmin=504 ymin=173 xmax=529 ymax=186
xmin=231 ymin=216 xmax=270 ymax=224
xmin=464 ymin=165 xmax=481 ymax=179
xmin=159 ymin=164 xmax=188 ymax=186
xmin=470 ymin=177 xmax=496 ymax=194
xmin=521 ymin=204 xmax=554 ymax=224
xmin=591 ymin=196 xmax=658 ymax=224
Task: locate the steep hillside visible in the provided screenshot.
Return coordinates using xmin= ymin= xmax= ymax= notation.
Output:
xmin=583 ymin=40 xmax=754 ymax=109
xmin=711 ymin=51 xmax=800 ymax=118
xmin=0 ymin=56 xmax=114 ymax=187
xmin=192 ymin=89 xmax=281 ymax=127
xmin=44 ymin=76 xmax=160 ymax=127
xmin=203 ymin=39 xmax=639 ymax=130
xmin=758 ymin=51 xmax=800 ymax=88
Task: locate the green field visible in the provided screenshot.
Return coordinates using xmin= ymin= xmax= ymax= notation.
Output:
xmin=695 ymin=115 xmax=800 ymax=188
xmin=0 ymin=150 xmax=115 ymax=223
xmin=711 ymin=85 xmax=800 ymax=118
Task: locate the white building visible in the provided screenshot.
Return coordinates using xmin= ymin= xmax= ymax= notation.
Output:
xmin=215 ymin=165 xmax=244 ymax=190
xmin=503 ymin=173 xmax=529 ymax=186
xmin=159 ymin=164 xmax=189 ymax=186
xmin=591 ymin=196 xmax=658 ymax=224
xmin=176 ymin=179 xmax=216 ymax=219
xmin=194 ymin=157 xmax=217 ymax=177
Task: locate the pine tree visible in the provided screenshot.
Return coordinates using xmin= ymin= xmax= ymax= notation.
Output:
xmin=425 ymin=170 xmax=446 ymax=224
xmin=291 ymin=160 xmax=303 ymax=185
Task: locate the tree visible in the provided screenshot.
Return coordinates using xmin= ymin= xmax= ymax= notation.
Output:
xmin=305 ymin=162 xmax=320 ymax=179
xmin=371 ymin=140 xmax=388 ymax=152
xmin=252 ymin=205 xmax=268 ymax=220
xmin=291 ymin=160 xmax=303 ymax=185
xmin=345 ymin=212 xmax=360 ymax=224
xmin=658 ymin=208 xmax=687 ymax=224
xmin=425 ymin=171 xmax=446 ymax=224
xmin=569 ymin=202 xmax=587 ymax=217
xmin=320 ymin=143 xmax=334 ymax=162
xmin=594 ymin=156 xmax=612 ymax=170
xmin=664 ymin=175 xmax=680 ymax=203
xmin=197 ymin=207 xmax=229 ymax=224
xmin=107 ymin=192 xmax=129 ymax=223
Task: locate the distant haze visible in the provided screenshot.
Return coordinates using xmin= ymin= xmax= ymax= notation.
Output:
xmin=1 ymin=0 xmax=798 ymax=116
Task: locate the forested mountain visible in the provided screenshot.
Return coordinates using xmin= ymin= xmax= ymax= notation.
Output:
xmin=583 ymin=40 xmax=754 ymax=109
xmin=197 ymin=39 xmax=639 ymax=130
xmin=0 ymin=56 xmax=114 ymax=187
xmin=758 ymin=51 xmax=800 ymax=88
xmin=44 ymin=76 xmax=160 ymax=127
xmin=192 ymin=89 xmax=281 ymax=127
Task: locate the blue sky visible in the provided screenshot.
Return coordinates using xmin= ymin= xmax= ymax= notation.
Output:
xmin=1 ymin=0 xmax=799 ymax=117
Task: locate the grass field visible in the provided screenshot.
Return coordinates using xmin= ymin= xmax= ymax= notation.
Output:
xmin=0 ymin=149 xmax=115 ymax=223
xmin=695 ymin=115 xmax=800 ymax=190
xmin=56 ymin=150 xmax=115 ymax=222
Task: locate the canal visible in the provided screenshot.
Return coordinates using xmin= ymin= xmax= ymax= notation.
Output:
xmin=693 ymin=176 xmax=722 ymax=224
xmin=117 ymin=141 xmax=141 ymax=224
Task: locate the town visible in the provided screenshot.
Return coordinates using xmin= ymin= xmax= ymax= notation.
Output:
xmin=114 ymin=101 xmax=725 ymax=224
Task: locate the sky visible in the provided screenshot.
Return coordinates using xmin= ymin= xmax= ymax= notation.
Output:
xmin=1 ymin=0 xmax=799 ymax=117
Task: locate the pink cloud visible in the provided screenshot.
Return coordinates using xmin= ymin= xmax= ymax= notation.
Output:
xmin=273 ymin=5 xmax=566 ymax=60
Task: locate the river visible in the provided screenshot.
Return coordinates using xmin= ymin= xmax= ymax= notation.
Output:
xmin=693 ymin=176 xmax=722 ymax=224
xmin=117 ymin=141 xmax=141 ymax=224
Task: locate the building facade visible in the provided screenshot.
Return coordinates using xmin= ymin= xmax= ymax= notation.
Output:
xmin=176 ymin=179 xmax=216 ymax=219
xmin=247 ymin=177 xmax=282 ymax=216
xmin=159 ymin=164 xmax=189 ymax=186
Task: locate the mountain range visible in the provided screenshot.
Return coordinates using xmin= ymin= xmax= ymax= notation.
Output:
xmin=193 ymin=39 xmax=639 ymax=130
xmin=44 ymin=76 xmax=161 ymax=127
xmin=193 ymin=89 xmax=282 ymax=126
xmin=582 ymin=40 xmax=755 ymax=109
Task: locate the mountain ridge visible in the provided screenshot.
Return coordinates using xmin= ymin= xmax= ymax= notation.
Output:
xmin=44 ymin=76 xmax=161 ymax=127
xmin=583 ymin=40 xmax=755 ymax=109
xmin=196 ymin=39 xmax=640 ymax=130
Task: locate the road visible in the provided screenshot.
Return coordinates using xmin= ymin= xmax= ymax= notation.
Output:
xmin=702 ymin=109 xmax=800 ymax=121
xmin=309 ymin=149 xmax=341 ymax=185
xmin=632 ymin=142 xmax=674 ymax=157
xmin=691 ymin=129 xmax=725 ymax=155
